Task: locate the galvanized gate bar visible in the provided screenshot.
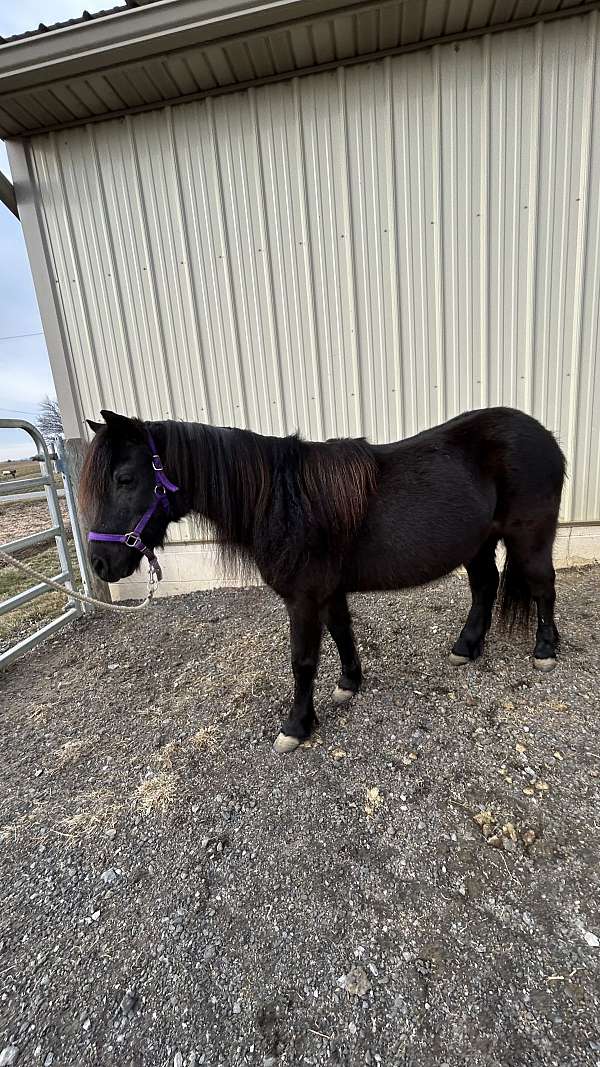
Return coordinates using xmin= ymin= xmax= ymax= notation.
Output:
xmin=0 ymin=572 xmax=69 ymax=616
xmin=0 ymin=418 xmax=88 ymax=670
xmin=0 ymin=475 xmax=51 ymax=493
xmin=3 ymin=527 xmax=62 ymax=554
xmin=0 ymin=607 xmax=81 ymax=670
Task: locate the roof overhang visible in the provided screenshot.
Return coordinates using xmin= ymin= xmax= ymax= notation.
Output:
xmin=1 ymin=0 xmax=598 ymax=139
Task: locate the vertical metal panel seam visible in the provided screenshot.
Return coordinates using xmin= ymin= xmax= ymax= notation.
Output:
xmin=431 ymin=45 xmax=446 ymax=422
xmin=125 ymin=114 xmax=177 ymax=417
xmin=566 ymin=14 xmax=596 ymax=520
xmin=524 ymin=21 xmax=542 ymax=414
xmin=83 ymin=126 xmax=140 ymax=413
xmin=383 ymin=55 xmax=404 ymax=438
xmin=248 ymin=87 xmax=287 ymax=435
xmin=185 ymin=103 xmax=236 ymax=424
xmin=479 ymin=34 xmax=491 ymax=405
xmin=205 ymin=96 xmax=250 ymax=425
xmin=292 ymin=76 xmax=326 ymax=438
xmin=40 ymin=134 xmax=104 ymax=414
xmin=165 ymin=106 xmax=211 ymax=420
xmin=337 ymin=65 xmax=363 ymax=435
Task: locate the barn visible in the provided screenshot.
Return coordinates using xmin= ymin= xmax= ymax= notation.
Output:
xmin=1 ymin=0 xmax=599 ymax=599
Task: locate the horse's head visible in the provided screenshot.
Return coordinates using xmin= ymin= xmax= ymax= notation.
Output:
xmin=80 ymin=410 xmax=175 ymax=583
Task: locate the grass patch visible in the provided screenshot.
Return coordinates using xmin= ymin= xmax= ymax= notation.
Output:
xmin=0 ymin=540 xmax=79 ymax=642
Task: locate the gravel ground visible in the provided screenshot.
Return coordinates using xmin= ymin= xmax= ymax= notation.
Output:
xmin=1 ymin=568 xmax=599 ymax=1067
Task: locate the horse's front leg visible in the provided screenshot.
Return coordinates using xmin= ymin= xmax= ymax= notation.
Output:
xmin=273 ymin=598 xmax=323 ymax=754
xmin=320 ymin=589 xmax=362 ymax=704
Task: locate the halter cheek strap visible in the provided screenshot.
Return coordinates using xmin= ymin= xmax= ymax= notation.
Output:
xmin=87 ymin=430 xmax=179 ymax=582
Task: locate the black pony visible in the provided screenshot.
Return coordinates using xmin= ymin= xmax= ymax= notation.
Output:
xmin=81 ymin=407 xmax=565 ymax=753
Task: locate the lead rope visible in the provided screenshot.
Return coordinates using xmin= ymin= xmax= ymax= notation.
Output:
xmin=0 ymin=548 xmax=158 ymax=613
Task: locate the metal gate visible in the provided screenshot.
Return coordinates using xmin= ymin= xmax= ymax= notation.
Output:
xmin=0 ymin=419 xmax=91 ymax=669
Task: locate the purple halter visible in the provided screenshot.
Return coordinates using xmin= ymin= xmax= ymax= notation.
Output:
xmin=88 ymin=430 xmax=179 ymax=581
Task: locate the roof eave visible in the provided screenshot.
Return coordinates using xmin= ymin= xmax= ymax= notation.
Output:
xmin=0 ymin=0 xmax=370 ymax=93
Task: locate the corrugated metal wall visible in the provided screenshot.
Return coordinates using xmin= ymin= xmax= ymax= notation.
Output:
xmin=26 ymin=12 xmax=600 ymax=527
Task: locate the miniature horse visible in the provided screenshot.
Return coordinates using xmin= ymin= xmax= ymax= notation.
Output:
xmin=80 ymin=407 xmax=565 ymax=753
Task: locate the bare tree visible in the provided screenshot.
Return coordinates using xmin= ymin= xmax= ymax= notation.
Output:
xmin=37 ymin=395 xmax=64 ymax=439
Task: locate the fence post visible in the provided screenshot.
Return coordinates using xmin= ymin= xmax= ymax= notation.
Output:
xmin=63 ymin=436 xmax=112 ymax=604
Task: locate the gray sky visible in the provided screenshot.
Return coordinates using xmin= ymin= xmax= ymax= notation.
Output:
xmin=1 ymin=0 xmax=107 ymax=459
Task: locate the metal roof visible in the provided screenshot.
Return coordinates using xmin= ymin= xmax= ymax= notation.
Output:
xmin=0 ymin=0 xmax=598 ymax=138
xmin=0 ymin=3 xmax=146 ymax=46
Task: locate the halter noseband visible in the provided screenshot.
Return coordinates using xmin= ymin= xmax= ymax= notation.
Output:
xmin=88 ymin=430 xmax=179 ymax=582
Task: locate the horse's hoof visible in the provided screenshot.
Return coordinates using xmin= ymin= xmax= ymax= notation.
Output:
xmin=273 ymin=732 xmax=301 ymax=754
xmin=534 ymin=657 xmax=557 ymax=673
xmin=449 ymin=652 xmax=470 ymax=666
xmin=333 ymin=686 xmax=355 ymax=705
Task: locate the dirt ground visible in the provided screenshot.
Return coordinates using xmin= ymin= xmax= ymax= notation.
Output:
xmin=1 ymin=568 xmax=599 ymax=1067
xmin=0 ymin=498 xmax=70 ymax=547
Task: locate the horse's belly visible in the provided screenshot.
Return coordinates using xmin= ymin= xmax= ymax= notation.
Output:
xmin=342 ymin=506 xmax=496 ymax=593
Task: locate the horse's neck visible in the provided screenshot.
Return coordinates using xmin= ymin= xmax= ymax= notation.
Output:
xmin=177 ymin=423 xmax=271 ymax=547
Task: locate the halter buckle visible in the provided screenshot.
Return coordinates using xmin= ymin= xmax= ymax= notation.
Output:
xmin=154 ymin=483 xmax=167 ymax=496
xmin=125 ymin=532 xmax=142 ymax=549
xmin=152 ymin=455 xmax=163 ymax=472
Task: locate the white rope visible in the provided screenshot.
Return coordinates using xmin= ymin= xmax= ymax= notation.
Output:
xmin=0 ymin=548 xmax=156 ymax=613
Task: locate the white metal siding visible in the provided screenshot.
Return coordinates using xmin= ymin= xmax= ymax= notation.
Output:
xmin=26 ymin=13 xmax=600 ymax=529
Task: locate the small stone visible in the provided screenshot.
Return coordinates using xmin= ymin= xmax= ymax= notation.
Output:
xmin=523 ymin=788 xmax=535 ymax=797
xmin=339 ymin=966 xmax=371 ymax=996
xmin=583 ymin=931 xmax=599 ymax=948
xmin=553 ymin=751 xmax=563 ymax=761
xmin=43 ymin=1055 xmax=53 ymax=1067
xmin=232 ymin=1000 xmax=242 ymax=1014
xmin=120 ymin=989 xmax=138 ymax=1015
xmin=0 ymin=1048 xmax=19 ymax=1067
xmin=522 ymin=829 xmax=537 ymax=847
xmin=534 ymin=780 xmax=550 ymax=792
xmin=82 ymin=1019 xmax=91 ymax=1031
xmin=515 ymin=742 xmax=527 ymax=754
xmin=486 ymin=833 xmax=503 ymax=848
xmin=174 ymin=1054 xmax=183 ymax=1067
xmin=331 ymin=749 xmax=347 ymax=761
xmin=100 ymin=868 xmax=119 ymax=885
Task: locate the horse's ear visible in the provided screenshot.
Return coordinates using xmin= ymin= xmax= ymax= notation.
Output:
xmin=100 ymin=410 xmax=134 ymax=434
xmin=86 ymin=419 xmax=103 ymax=434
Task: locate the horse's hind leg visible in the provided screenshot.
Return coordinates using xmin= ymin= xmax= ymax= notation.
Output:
xmin=320 ymin=590 xmax=362 ymax=705
xmin=274 ymin=598 xmax=323 ymax=754
xmin=504 ymin=534 xmax=559 ymax=671
xmin=450 ymin=536 xmax=499 ymax=665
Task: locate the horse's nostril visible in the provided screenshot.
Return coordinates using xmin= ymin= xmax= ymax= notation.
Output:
xmin=92 ymin=555 xmax=107 ymax=580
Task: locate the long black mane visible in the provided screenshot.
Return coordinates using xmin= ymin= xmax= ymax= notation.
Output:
xmin=81 ymin=418 xmax=379 ymax=585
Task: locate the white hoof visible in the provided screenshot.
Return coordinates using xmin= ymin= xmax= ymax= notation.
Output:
xmin=449 ymin=652 xmax=470 ymax=666
xmin=534 ymin=657 xmax=557 ymax=673
xmin=333 ymin=686 xmax=355 ymax=705
xmin=273 ymin=732 xmax=301 ymax=754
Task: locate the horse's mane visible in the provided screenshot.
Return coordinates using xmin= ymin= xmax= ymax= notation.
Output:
xmin=80 ymin=417 xmax=378 ymax=579
xmin=79 ymin=426 xmax=122 ymax=519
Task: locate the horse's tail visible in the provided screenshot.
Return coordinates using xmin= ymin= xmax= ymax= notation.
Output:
xmin=497 ymin=545 xmax=534 ymax=630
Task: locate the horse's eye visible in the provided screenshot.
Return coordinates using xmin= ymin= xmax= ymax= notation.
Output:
xmin=117 ymin=473 xmax=133 ymax=487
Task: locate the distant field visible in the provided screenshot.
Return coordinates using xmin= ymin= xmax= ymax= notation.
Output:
xmin=1 ymin=459 xmax=40 ymax=479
